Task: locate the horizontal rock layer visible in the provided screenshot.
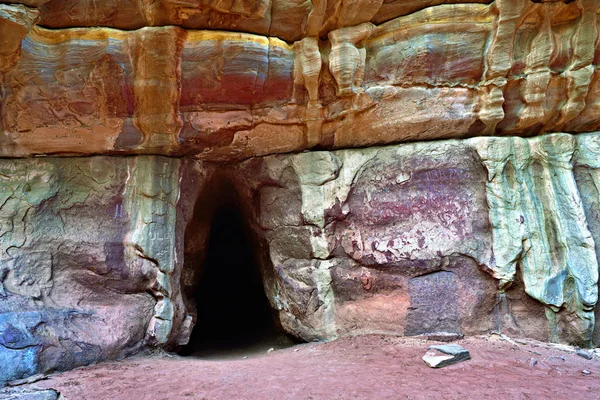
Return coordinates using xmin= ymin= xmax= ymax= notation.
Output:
xmin=1 ymin=0 xmax=494 ymax=42
xmin=2 ymin=132 xmax=600 ymax=384
xmin=1 ymin=1 xmax=600 ymax=159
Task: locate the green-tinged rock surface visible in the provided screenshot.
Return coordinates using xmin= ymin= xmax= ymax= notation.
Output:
xmin=471 ymin=134 xmax=598 ymax=346
xmin=235 ymin=133 xmax=599 ymax=346
xmin=122 ymin=157 xmax=181 ymax=345
xmin=2 ymin=133 xmax=600 ymax=383
xmin=0 ymin=157 xmax=187 ymax=384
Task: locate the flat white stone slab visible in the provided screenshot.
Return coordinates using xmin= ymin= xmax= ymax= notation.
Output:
xmin=422 ymin=344 xmax=471 ymax=368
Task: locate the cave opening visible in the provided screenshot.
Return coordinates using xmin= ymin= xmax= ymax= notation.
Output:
xmin=179 ymin=183 xmax=294 ymax=358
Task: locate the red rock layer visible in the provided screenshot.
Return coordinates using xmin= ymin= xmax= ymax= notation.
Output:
xmin=1 ymin=2 xmax=599 ymax=161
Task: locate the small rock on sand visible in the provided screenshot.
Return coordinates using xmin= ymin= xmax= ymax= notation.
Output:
xmin=0 ymin=387 xmax=62 ymax=400
xmin=529 ymin=358 xmax=538 ymax=367
xmin=422 ymin=344 xmax=471 ymax=368
xmin=576 ymin=349 xmax=593 ymax=360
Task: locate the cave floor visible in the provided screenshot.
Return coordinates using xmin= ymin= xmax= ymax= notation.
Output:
xmin=26 ymin=334 xmax=600 ymax=399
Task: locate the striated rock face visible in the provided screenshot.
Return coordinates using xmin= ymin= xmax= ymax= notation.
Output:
xmin=3 ymin=134 xmax=600 ymax=383
xmin=1 ymin=1 xmax=600 ymax=158
xmin=237 ymin=133 xmax=600 ymax=345
xmin=3 ymin=0 xmax=494 ymax=41
xmin=0 ymin=157 xmax=176 ymax=383
xmin=0 ymin=4 xmax=38 ymax=74
xmin=2 ymin=0 xmax=600 ymax=387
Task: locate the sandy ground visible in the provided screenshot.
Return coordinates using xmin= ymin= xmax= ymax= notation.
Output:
xmin=12 ymin=334 xmax=600 ymax=400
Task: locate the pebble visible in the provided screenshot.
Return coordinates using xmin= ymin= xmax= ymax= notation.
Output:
xmin=576 ymin=349 xmax=593 ymax=360
xmin=582 ymin=370 xmax=591 ymax=375
xmin=529 ymin=358 xmax=538 ymax=367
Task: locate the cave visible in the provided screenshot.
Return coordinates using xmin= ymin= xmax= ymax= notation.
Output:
xmin=179 ymin=184 xmax=293 ymax=358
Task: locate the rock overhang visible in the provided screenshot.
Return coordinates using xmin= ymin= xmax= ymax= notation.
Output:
xmin=1 ymin=0 xmax=599 ymax=160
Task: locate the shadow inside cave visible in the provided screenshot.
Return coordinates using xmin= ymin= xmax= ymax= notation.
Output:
xmin=179 ymin=204 xmax=296 ymax=359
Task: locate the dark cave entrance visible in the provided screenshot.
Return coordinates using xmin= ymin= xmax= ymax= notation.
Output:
xmin=180 ymin=194 xmax=294 ymax=358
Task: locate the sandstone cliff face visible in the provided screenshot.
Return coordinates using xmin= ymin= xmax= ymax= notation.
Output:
xmin=1 ymin=1 xmax=600 ymax=158
xmin=2 ymin=135 xmax=600 ymax=384
xmin=2 ymin=0 xmax=600 ymax=387
xmin=2 ymin=0 xmax=495 ymax=42
xmin=237 ymin=134 xmax=600 ymax=345
xmin=0 ymin=157 xmax=168 ymax=383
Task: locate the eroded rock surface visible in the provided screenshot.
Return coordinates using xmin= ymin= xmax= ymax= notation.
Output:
xmin=0 ymin=156 xmax=204 ymax=384
xmin=3 ymin=134 xmax=600 ymax=383
xmin=234 ymin=134 xmax=599 ymax=346
xmin=1 ymin=0 xmax=494 ymax=42
xmin=1 ymin=1 xmax=600 ymax=158
xmin=3 ymin=0 xmax=600 ymax=388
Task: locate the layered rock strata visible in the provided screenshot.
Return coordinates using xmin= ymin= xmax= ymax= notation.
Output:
xmin=1 ymin=1 xmax=600 ymax=159
xmin=0 ymin=0 xmax=495 ymax=42
xmin=2 ymin=133 xmax=600 ymax=384
xmin=3 ymin=0 xmax=600 ymax=388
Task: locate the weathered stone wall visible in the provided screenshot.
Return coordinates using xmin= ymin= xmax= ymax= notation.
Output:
xmin=3 ymin=133 xmax=600 ymax=383
xmin=0 ymin=156 xmax=210 ymax=384
xmin=1 ymin=1 xmax=600 ymax=158
xmin=235 ymin=133 xmax=600 ymax=346
xmin=3 ymin=0 xmax=600 ymax=388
